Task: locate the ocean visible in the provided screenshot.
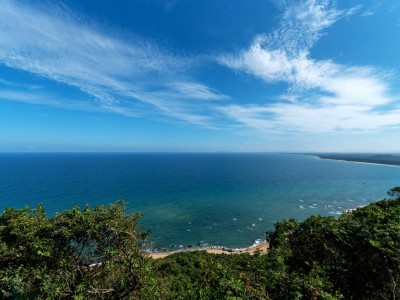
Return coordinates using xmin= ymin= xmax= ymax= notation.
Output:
xmin=0 ymin=153 xmax=399 ymax=251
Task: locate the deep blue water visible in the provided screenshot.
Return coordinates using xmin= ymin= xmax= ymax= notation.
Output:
xmin=0 ymin=153 xmax=399 ymax=250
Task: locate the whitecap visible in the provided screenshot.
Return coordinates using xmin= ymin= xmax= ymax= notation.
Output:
xmin=309 ymin=206 xmax=317 ymax=209
xmin=258 ymin=217 xmax=263 ymax=221
xmin=299 ymin=205 xmax=305 ymax=209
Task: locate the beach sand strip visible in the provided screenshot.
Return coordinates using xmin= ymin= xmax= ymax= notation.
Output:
xmin=149 ymin=241 xmax=269 ymax=259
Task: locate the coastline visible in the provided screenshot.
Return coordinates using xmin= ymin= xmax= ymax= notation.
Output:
xmin=146 ymin=203 xmax=368 ymax=260
xmin=147 ymin=241 xmax=269 ymax=259
xmin=314 ymin=155 xmax=400 ymax=168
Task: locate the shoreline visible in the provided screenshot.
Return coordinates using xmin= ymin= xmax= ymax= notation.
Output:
xmin=314 ymin=155 xmax=400 ymax=168
xmin=146 ymin=241 xmax=269 ymax=259
xmin=145 ymin=202 xmax=373 ymax=260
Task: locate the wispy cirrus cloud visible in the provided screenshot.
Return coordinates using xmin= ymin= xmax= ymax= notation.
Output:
xmin=360 ymin=3 xmax=381 ymax=17
xmin=0 ymin=88 xmax=106 ymax=113
xmin=218 ymin=103 xmax=400 ymax=134
xmin=218 ymin=0 xmax=400 ymax=134
xmin=0 ymin=0 xmax=227 ymax=126
xmin=1 ymin=0 xmax=399 ymax=137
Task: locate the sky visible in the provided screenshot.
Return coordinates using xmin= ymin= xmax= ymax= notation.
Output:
xmin=1 ymin=0 xmax=400 ymax=152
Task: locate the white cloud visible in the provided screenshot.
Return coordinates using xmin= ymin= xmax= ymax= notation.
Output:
xmin=361 ymin=11 xmax=374 ymax=17
xmin=0 ymin=0 xmax=226 ymax=126
xmin=0 ymin=89 xmax=108 ymax=112
xmin=360 ymin=3 xmax=381 ymax=17
xmin=166 ymin=82 xmax=230 ymax=101
xmin=264 ymin=0 xmax=344 ymax=56
xmin=218 ymin=0 xmax=400 ymax=134
xmin=1 ymin=0 xmax=399 ymax=138
xmin=219 ymin=103 xmax=400 ymax=134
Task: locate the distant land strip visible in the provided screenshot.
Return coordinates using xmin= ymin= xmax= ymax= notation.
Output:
xmin=312 ymin=153 xmax=400 ymax=166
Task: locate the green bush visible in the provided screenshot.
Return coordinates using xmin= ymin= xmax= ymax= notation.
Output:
xmin=0 ymin=201 xmax=156 ymax=299
xmin=1 ymin=187 xmax=399 ymax=299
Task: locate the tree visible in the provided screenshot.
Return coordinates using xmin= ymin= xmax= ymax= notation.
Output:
xmin=0 ymin=201 xmax=156 ymax=299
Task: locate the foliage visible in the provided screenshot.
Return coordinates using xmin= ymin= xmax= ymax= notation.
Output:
xmin=0 ymin=201 xmax=155 ymax=299
xmin=154 ymin=251 xmax=268 ymax=299
xmin=1 ymin=187 xmax=400 ymax=299
xmin=265 ymin=189 xmax=400 ymax=299
xmin=152 ymin=187 xmax=400 ymax=299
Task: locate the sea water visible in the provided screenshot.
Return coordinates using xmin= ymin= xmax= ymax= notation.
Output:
xmin=0 ymin=153 xmax=399 ymax=250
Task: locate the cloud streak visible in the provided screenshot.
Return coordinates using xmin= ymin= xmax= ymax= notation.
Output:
xmin=0 ymin=0 xmax=399 ymax=137
xmin=218 ymin=0 xmax=400 ymax=134
xmin=0 ymin=0 xmax=227 ymax=126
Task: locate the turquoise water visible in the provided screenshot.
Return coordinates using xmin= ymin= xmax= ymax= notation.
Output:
xmin=0 ymin=153 xmax=399 ymax=250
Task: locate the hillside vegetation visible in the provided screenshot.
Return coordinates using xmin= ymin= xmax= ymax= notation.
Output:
xmin=1 ymin=188 xmax=400 ymax=299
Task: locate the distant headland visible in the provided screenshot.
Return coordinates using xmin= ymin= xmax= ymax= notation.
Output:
xmin=310 ymin=153 xmax=400 ymax=166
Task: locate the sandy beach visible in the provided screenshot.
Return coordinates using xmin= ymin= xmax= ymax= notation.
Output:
xmin=149 ymin=241 xmax=269 ymax=259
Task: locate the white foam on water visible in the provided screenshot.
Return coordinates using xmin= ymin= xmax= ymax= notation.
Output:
xmin=329 ymin=211 xmax=342 ymax=215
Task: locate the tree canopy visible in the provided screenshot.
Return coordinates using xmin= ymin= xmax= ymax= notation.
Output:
xmin=1 ymin=188 xmax=400 ymax=299
xmin=0 ymin=201 xmax=155 ymax=299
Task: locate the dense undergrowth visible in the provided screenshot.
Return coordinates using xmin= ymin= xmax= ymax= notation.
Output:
xmin=1 ymin=187 xmax=399 ymax=299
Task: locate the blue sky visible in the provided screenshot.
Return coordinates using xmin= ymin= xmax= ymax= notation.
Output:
xmin=1 ymin=0 xmax=400 ymax=152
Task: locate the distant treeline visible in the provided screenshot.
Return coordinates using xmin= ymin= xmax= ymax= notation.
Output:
xmin=315 ymin=153 xmax=400 ymax=166
xmin=1 ymin=188 xmax=400 ymax=299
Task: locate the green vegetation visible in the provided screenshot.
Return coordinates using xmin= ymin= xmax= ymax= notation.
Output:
xmin=1 ymin=189 xmax=400 ymax=299
xmin=0 ymin=201 xmax=156 ymax=299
